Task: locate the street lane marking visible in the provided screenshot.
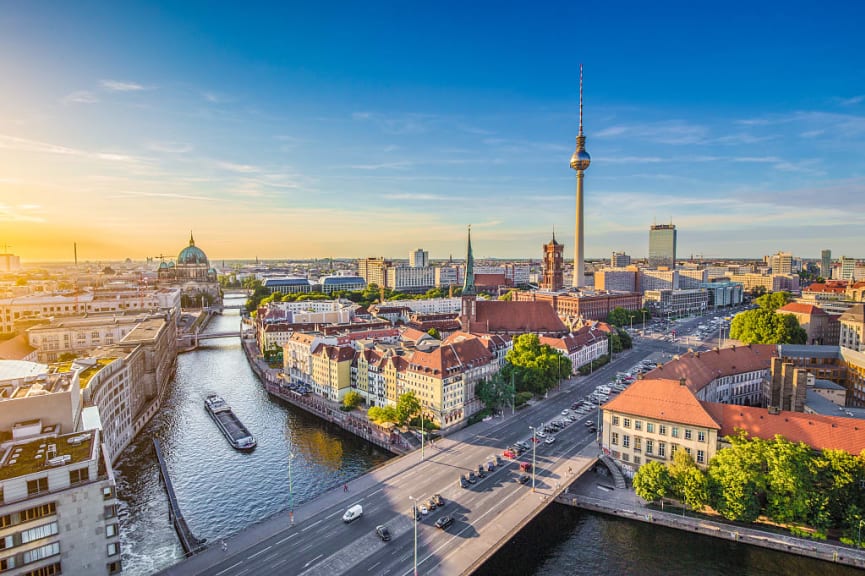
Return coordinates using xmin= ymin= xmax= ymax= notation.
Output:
xmin=304 ymin=553 xmax=324 ymax=568
xmin=276 ymin=533 xmax=297 ymax=545
xmin=325 ymin=510 xmax=340 ymax=519
xmin=368 ymin=561 xmax=381 ymax=572
xmin=248 ymin=545 xmax=272 ymax=559
xmin=369 ymin=488 xmax=383 ymax=496
xmin=214 ymin=561 xmax=241 ymax=576
xmin=301 ymin=519 xmax=322 ymax=532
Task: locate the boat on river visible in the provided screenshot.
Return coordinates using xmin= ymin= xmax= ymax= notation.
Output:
xmin=204 ymin=394 xmax=256 ymax=450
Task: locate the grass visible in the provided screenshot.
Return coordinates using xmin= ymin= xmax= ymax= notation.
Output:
xmin=0 ymin=431 xmax=96 ymax=481
xmin=53 ymin=358 xmax=118 ymax=389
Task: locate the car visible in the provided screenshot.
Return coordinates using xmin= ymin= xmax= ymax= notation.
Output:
xmin=503 ymin=449 xmax=516 ymax=459
xmin=588 ymin=426 xmax=597 ymax=434
xmin=419 ymin=505 xmax=429 ymax=515
xmin=518 ymin=474 xmax=530 ymax=484
xmin=519 ymin=461 xmax=532 ymax=472
xmin=375 ymin=525 xmax=391 ymax=541
xmin=433 ymin=493 xmax=444 ymax=507
xmin=459 ymin=475 xmax=469 ymax=488
xmin=535 ymin=431 xmax=546 ymax=439
xmin=571 ymin=402 xmax=580 ymax=410
xmin=467 ymin=472 xmax=477 ymax=484
xmin=561 ymin=409 xmax=570 ymax=415
xmin=545 ymin=436 xmax=555 ymax=445
xmin=426 ymin=499 xmax=437 ymax=511
xmin=487 ymin=461 xmax=495 ymax=472
xmin=477 ymin=466 xmax=487 ymax=479
xmin=585 ymin=421 xmax=594 ymax=427
xmin=413 ymin=507 xmax=422 ymax=520
xmin=435 ymin=515 xmax=454 ymax=529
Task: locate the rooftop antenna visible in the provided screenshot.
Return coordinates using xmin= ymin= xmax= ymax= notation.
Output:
xmin=579 ymin=63 xmax=584 ymax=136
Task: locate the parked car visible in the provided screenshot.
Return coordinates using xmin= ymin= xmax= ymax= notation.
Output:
xmin=519 ymin=461 xmax=532 ymax=472
xmin=419 ymin=505 xmax=429 ymax=515
xmin=459 ymin=475 xmax=469 ymax=488
xmin=487 ymin=461 xmax=495 ymax=472
xmin=468 ymin=472 xmax=477 ymax=484
xmin=545 ymin=436 xmax=555 ymax=445
xmin=477 ymin=465 xmax=487 ymax=479
xmin=375 ymin=525 xmax=391 ymax=541
xmin=433 ymin=493 xmax=444 ymax=507
xmin=503 ymin=449 xmax=516 ymax=459
xmin=435 ymin=515 xmax=454 ymax=529
xmin=518 ymin=474 xmax=530 ymax=484
xmin=426 ymin=499 xmax=437 ymax=511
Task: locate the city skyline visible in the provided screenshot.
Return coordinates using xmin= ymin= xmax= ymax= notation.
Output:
xmin=2 ymin=2 xmax=865 ymax=262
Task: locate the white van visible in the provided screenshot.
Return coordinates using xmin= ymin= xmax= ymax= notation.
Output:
xmin=342 ymin=504 xmax=363 ymax=523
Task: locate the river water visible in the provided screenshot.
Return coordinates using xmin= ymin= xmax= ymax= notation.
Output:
xmin=115 ymin=297 xmax=851 ymax=576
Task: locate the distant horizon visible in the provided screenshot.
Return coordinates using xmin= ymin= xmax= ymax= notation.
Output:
xmin=2 ymin=3 xmax=863 ymax=261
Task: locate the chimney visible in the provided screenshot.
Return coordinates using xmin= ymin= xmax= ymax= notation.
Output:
xmin=679 ymin=377 xmax=687 ymax=387
xmin=767 ymin=406 xmax=780 ymax=415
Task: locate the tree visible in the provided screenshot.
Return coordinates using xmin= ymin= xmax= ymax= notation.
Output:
xmin=503 ymin=334 xmax=572 ymax=394
xmin=342 ymin=391 xmax=363 ymax=410
xmin=476 ymin=372 xmax=515 ymax=414
xmin=616 ymin=328 xmax=632 ymax=350
xmin=607 ymin=307 xmax=631 ymax=327
xmin=763 ymin=436 xmax=813 ymax=524
xmin=395 ymin=391 xmax=421 ymax=426
xmin=707 ymin=432 xmax=767 ymax=522
xmin=609 ymin=332 xmax=623 ymax=353
xmin=755 ymin=291 xmax=792 ymax=311
xmin=633 ymin=461 xmax=672 ymax=508
xmin=729 ymin=307 xmax=806 ymax=345
xmin=667 ymin=451 xmax=709 ymax=511
xmin=368 ymin=405 xmax=399 ymax=424
xmin=427 ymin=328 xmax=441 ymax=340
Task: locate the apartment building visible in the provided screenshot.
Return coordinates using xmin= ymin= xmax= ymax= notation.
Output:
xmin=540 ymin=323 xmax=610 ymax=373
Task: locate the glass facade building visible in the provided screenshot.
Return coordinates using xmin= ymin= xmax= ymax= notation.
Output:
xmin=648 ymin=224 xmax=677 ymax=269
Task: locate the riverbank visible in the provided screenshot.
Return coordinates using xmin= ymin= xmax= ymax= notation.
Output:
xmin=239 ymin=336 xmax=415 ymax=455
xmin=558 ymin=450 xmax=865 ymax=570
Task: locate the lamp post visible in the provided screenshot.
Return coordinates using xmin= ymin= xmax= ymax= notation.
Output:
xmin=858 ymin=519 xmax=864 ymax=548
xmin=288 ymin=451 xmax=295 ymax=525
xmin=409 ymin=496 xmax=419 ymax=575
xmin=420 ymin=411 xmax=424 ymax=461
xmin=529 ymin=425 xmax=538 ymax=492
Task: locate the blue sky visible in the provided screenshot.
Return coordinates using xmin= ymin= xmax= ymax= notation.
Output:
xmin=1 ymin=1 xmax=864 ymax=262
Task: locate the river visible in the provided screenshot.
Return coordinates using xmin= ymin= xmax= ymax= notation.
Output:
xmin=115 ymin=296 xmax=853 ymax=576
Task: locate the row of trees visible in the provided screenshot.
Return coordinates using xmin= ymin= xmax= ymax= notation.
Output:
xmin=607 ymin=306 xmax=650 ymax=328
xmin=366 ymin=391 xmax=422 ymax=427
xmin=633 ymin=432 xmax=865 ymax=539
xmin=729 ymin=291 xmax=807 ymax=344
xmin=502 ymin=334 xmax=573 ymax=396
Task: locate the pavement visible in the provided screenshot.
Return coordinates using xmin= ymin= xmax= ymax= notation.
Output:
xmin=156 ymin=341 xmax=665 ymax=576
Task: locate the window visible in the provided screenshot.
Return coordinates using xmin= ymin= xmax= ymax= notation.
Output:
xmin=27 ymin=477 xmax=49 ymax=496
xmin=685 ymin=447 xmax=692 ymax=456
xmin=107 ymin=542 xmax=120 ymax=556
xmin=634 ymin=437 xmax=642 ymax=452
xmin=623 ymin=435 xmax=630 ymax=448
xmin=646 ymin=440 xmax=654 ymax=455
xmin=670 ymin=444 xmax=678 ymax=456
xmin=646 ymin=423 xmax=654 ymax=434
xmin=22 ymin=561 xmax=62 ymax=576
xmin=684 ymin=429 xmax=692 ymax=441
xmin=22 ymin=542 xmax=60 ymax=565
xmin=697 ymin=450 xmax=705 ymax=464
xmin=106 ymin=523 xmax=118 ymax=538
xmin=698 ymin=431 xmax=706 ymax=443
xmin=108 ymin=560 xmax=122 ymax=575
xmin=611 ymin=433 xmax=619 ymax=446
xmin=623 ymin=418 xmax=631 ymax=428
xmin=659 ymin=424 xmax=667 ymax=436
xmin=0 ymin=514 xmax=10 ymax=529
xmin=20 ymin=503 xmax=56 ymax=523
xmin=634 ymin=456 xmax=641 ymax=465
xmin=612 ymin=416 xmax=619 ymax=426
xmin=622 ymin=453 xmax=630 ymax=462
xmin=634 ymin=420 xmax=642 ymax=431
xmin=104 ymin=505 xmax=117 ymax=519
xmin=69 ymin=468 xmax=89 ymax=485
xmin=671 ymin=427 xmax=679 ymax=439
xmin=21 ymin=522 xmax=58 ymax=544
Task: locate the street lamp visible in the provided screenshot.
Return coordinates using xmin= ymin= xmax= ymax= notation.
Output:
xmin=409 ymin=496 xmax=419 ymax=575
xmin=529 ymin=425 xmax=539 ymax=492
xmin=288 ymin=451 xmax=295 ymax=525
xmin=420 ymin=411 xmax=424 ymax=461
xmin=858 ymin=518 xmax=865 ymax=548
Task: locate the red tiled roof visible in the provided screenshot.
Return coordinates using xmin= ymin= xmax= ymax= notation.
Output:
xmin=804 ymin=283 xmax=846 ymax=294
xmin=475 ymin=273 xmax=508 ymax=287
xmin=409 ymin=337 xmax=493 ymax=377
xmin=602 ymin=378 xmax=721 ymax=430
xmin=703 ymin=403 xmax=865 ymax=454
xmin=540 ymin=324 xmax=606 ymax=353
xmin=469 ymin=300 xmax=567 ymax=335
xmin=777 ymin=302 xmax=828 ymax=316
xmin=400 ymin=327 xmax=431 ymax=342
xmin=645 ymin=344 xmax=777 ymax=394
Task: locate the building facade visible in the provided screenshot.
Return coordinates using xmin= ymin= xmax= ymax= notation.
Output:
xmin=648 ymin=224 xmax=677 ymax=269
xmin=539 ymin=235 xmax=564 ymax=292
xmin=611 ymin=252 xmax=631 ymax=268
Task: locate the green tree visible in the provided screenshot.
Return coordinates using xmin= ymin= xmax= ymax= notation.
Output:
xmin=395 ymin=391 xmax=421 ymax=426
xmin=729 ymin=307 xmax=806 ymax=345
xmin=617 ymin=328 xmax=633 ymax=350
xmin=810 ymin=449 xmax=865 ymax=530
xmin=667 ymin=449 xmax=698 ymax=500
xmin=763 ymin=436 xmax=814 ymax=524
xmin=368 ymin=405 xmax=399 ymax=424
xmin=609 ymin=332 xmax=623 ymax=353
xmin=476 ymin=372 xmax=516 ymax=414
xmin=633 ymin=461 xmax=672 ymax=508
xmin=503 ymin=334 xmax=572 ymax=394
xmin=342 ymin=391 xmax=363 ymax=410
xmin=427 ymin=328 xmax=441 ymax=339
xmin=681 ymin=466 xmax=710 ymax=512
xmin=607 ymin=307 xmax=631 ymax=327
xmin=707 ymin=432 xmax=767 ymax=522
xmin=755 ymin=291 xmax=792 ymax=311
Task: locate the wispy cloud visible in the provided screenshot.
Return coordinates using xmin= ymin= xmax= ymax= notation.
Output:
xmin=100 ymin=79 xmax=148 ymax=92
xmin=216 ymin=161 xmax=260 ymax=173
xmin=836 ymin=95 xmax=865 ymax=106
xmin=594 ymin=121 xmax=708 ymax=145
xmin=381 ymin=192 xmax=448 ymax=201
xmin=349 ymin=161 xmax=413 ymax=170
xmin=0 ymin=203 xmax=45 ymax=223
xmin=351 ymin=111 xmax=438 ymax=135
xmin=109 ymin=190 xmax=212 ymax=201
xmin=146 ymin=142 xmax=194 ymax=154
xmin=61 ymin=90 xmax=99 ymax=104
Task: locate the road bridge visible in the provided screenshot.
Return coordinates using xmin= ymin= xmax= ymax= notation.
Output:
xmin=155 ymin=344 xmax=668 ymax=576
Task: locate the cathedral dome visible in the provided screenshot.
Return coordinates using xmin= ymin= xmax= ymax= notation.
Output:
xmin=177 ymin=233 xmax=208 ymax=265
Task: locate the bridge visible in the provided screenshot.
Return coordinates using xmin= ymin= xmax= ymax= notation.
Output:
xmin=154 ymin=344 xmax=664 ymax=576
xmin=195 ymin=331 xmax=241 ymax=341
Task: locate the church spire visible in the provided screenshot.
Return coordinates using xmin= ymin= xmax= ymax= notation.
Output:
xmin=462 ymin=225 xmax=476 ymax=296
xmin=189 ymin=231 xmax=195 ymax=247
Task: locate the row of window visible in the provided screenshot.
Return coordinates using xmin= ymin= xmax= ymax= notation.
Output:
xmin=0 ymin=522 xmax=58 ymax=551
xmin=612 ymin=417 xmax=706 ymax=442
xmin=25 ymin=468 xmax=91 ymax=497
xmin=611 ymin=433 xmax=706 ymax=464
xmin=0 ymin=542 xmax=60 ymax=571
xmin=0 ymin=503 xmax=56 ymax=529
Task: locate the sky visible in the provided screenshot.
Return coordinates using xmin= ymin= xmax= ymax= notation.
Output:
xmin=1 ymin=1 xmax=864 ymax=263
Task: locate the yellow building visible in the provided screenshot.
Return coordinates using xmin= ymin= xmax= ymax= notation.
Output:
xmin=310 ymin=345 xmax=354 ymax=402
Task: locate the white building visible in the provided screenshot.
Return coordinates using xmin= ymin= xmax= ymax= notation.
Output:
xmin=409 ymin=249 xmax=429 ymax=268
xmin=386 ymin=267 xmax=435 ymax=292
xmin=639 ymin=269 xmax=679 ymax=292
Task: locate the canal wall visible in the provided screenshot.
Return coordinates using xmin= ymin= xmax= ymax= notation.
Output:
xmin=240 ymin=337 xmax=413 ymax=455
xmin=557 ymin=491 xmax=865 ymax=570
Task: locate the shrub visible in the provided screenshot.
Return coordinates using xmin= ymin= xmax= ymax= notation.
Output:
xmin=514 ymin=391 xmax=533 ymax=407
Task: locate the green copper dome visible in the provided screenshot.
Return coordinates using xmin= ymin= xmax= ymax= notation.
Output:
xmin=178 ymin=233 xmax=208 ymax=265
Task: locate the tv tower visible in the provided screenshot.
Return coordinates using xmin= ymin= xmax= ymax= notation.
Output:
xmin=570 ymin=64 xmax=591 ymax=288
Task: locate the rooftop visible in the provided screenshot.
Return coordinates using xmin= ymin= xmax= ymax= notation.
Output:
xmin=0 ymin=360 xmax=48 ymax=384
xmin=0 ymin=429 xmax=97 ymax=481
xmin=602 ymin=378 xmax=721 ymax=430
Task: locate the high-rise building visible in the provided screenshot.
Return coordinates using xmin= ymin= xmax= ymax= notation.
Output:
xmin=540 ymin=234 xmax=564 ymax=291
xmin=768 ymin=251 xmax=793 ymax=275
xmin=570 ymin=65 xmax=591 ymax=288
xmin=611 ymin=251 xmax=631 ymax=268
xmin=648 ymin=223 xmax=677 ymax=269
xmin=357 ymin=257 xmax=391 ymax=288
xmin=0 ymin=253 xmax=20 ymax=272
xmin=840 ymin=256 xmax=856 ymax=281
xmin=409 ymin=249 xmax=429 ymax=268
xmin=821 ymin=249 xmax=832 ymax=279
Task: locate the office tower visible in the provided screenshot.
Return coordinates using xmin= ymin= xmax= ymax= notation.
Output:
xmin=409 ymin=249 xmax=429 ymax=268
xmin=611 ymin=251 xmax=631 ymax=268
xmin=648 ymin=223 xmax=677 ymax=269
xmin=540 ymin=233 xmax=564 ymax=291
xmin=821 ymin=249 xmax=832 ymax=279
xmin=840 ymin=256 xmax=856 ymax=281
xmin=768 ymin=251 xmax=793 ymax=275
xmin=569 ymin=64 xmax=591 ymax=288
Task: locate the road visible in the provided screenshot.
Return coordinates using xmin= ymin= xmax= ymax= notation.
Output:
xmin=158 ymin=340 xmax=670 ymax=576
